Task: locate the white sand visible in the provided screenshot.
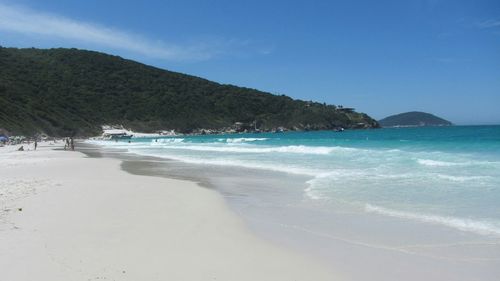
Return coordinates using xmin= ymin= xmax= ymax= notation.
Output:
xmin=0 ymin=142 xmax=338 ymax=281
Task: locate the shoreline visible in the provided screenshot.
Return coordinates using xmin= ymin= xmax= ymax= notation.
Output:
xmin=4 ymin=139 xmax=500 ymax=280
xmin=0 ymin=142 xmax=338 ymax=280
xmin=81 ymin=139 xmax=500 ymax=281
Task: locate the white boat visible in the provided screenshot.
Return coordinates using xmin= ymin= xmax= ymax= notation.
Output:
xmin=101 ymin=129 xmax=133 ymax=140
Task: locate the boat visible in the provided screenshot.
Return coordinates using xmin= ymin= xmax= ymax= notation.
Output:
xmin=109 ymin=133 xmax=133 ymax=140
xmin=101 ymin=131 xmax=133 ymax=140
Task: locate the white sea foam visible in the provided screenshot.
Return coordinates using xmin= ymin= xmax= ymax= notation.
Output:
xmin=365 ymin=204 xmax=500 ymax=237
xmin=416 ymin=158 xmax=499 ymax=167
xmin=303 ymin=170 xmax=368 ymax=201
xmin=417 ymin=159 xmax=462 ymax=167
xmin=152 ymin=144 xmax=341 ymax=155
xmin=85 ymin=140 xmax=150 ymax=150
xmin=304 ymin=185 xmax=323 ymax=200
xmin=221 ymin=138 xmax=269 ymax=143
xmin=436 ymin=174 xmax=490 ymax=182
xmin=151 ymin=138 xmax=185 ymax=144
xmin=127 ymin=148 xmax=321 ymax=176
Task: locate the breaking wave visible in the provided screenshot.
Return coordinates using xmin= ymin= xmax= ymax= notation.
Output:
xmin=151 ymin=138 xmax=185 ymax=144
xmin=417 ymin=159 xmax=462 ymax=167
xmin=220 ymin=137 xmax=269 ymax=143
xmin=152 ymin=144 xmax=343 ymax=155
xmin=365 ymin=204 xmax=500 ymax=237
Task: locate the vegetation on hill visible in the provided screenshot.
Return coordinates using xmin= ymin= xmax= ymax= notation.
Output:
xmin=379 ymin=111 xmax=452 ymax=127
xmin=0 ymin=47 xmax=378 ymax=136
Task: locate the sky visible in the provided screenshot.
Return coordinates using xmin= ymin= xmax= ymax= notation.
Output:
xmin=0 ymin=0 xmax=499 ymax=125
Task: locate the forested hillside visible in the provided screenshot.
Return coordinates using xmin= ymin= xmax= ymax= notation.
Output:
xmin=0 ymin=47 xmax=378 ymax=136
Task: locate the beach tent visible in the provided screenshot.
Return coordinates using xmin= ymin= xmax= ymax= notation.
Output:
xmin=0 ymin=135 xmax=8 ymax=142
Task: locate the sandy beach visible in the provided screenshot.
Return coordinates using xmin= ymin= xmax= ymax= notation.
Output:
xmin=0 ymin=142 xmax=338 ymax=281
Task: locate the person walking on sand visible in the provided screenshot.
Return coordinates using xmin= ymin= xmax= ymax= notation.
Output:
xmin=70 ymin=137 xmax=74 ymax=151
xmin=65 ymin=138 xmax=70 ymax=150
xmin=34 ymin=139 xmax=37 ymax=150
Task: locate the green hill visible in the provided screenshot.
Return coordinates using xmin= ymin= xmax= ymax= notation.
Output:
xmin=379 ymin=111 xmax=452 ymax=127
xmin=0 ymin=47 xmax=378 ymax=136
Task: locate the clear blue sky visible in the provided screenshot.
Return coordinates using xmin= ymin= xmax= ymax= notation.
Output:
xmin=1 ymin=0 xmax=499 ymax=124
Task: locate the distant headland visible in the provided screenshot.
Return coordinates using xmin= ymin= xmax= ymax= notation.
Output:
xmin=379 ymin=111 xmax=453 ymax=127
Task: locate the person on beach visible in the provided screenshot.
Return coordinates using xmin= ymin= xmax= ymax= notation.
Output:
xmin=70 ymin=137 xmax=74 ymax=151
xmin=65 ymin=138 xmax=70 ymax=150
xmin=34 ymin=139 xmax=37 ymax=150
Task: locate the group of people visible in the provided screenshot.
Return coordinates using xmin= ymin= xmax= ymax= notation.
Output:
xmin=7 ymin=136 xmax=75 ymax=152
xmin=16 ymin=139 xmax=38 ymax=151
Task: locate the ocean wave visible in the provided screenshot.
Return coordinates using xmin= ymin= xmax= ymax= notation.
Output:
xmin=151 ymin=138 xmax=185 ymax=144
xmin=152 ymin=144 xmax=343 ymax=155
xmin=417 ymin=158 xmax=500 ymax=168
xmin=85 ymin=139 xmax=136 ymax=147
xmin=304 ymin=185 xmax=323 ymax=200
xmin=417 ymin=159 xmax=462 ymax=167
xmin=436 ymin=174 xmax=491 ymax=182
xmin=220 ymin=137 xmax=269 ymax=143
xmin=365 ymin=204 xmax=500 ymax=237
xmin=303 ymin=170 xmax=367 ymax=201
xmin=127 ymin=148 xmax=321 ymax=176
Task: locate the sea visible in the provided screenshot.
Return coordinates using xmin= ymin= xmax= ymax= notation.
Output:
xmin=87 ymin=125 xmax=500 ymax=280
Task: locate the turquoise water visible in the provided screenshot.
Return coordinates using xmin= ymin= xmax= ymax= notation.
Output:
xmin=90 ymin=125 xmax=500 ymax=237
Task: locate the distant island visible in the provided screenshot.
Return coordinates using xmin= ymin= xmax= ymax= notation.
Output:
xmin=0 ymin=47 xmax=379 ymax=137
xmin=379 ymin=111 xmax=452 ymax=127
